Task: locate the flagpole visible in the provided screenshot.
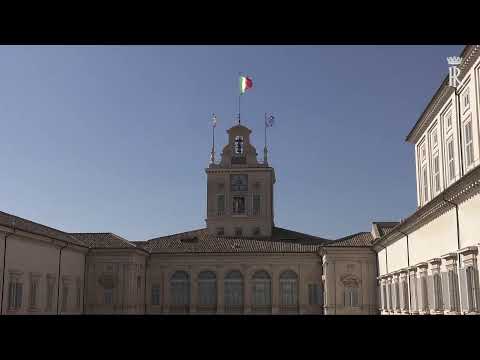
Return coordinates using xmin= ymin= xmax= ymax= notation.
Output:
xmin=264 ymin=113 xmax=268 ymax=164
xmin=211 ymin=113 xmax=216 ymax=164
xmin=238 ymin=72 xmax=242 ymax=125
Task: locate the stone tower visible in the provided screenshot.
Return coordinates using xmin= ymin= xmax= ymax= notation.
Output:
xmin=205 ymin=123 xmax=275 ymax=237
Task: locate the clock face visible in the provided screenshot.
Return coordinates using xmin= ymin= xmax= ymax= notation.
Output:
xmin=231 ymin=174 xmax=248 ymax=191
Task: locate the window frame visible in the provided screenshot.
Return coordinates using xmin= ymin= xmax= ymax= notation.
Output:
xmin=464 ymin=117 xmax=474 ymax=170
xmin=447 ymin=136 xmax=456 ymax=184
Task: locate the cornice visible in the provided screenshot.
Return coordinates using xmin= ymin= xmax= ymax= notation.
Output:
xmin=373 ymin=163 xmax=480 ymax=247
xmin=406 ymin=45 xmax=480 ymax=144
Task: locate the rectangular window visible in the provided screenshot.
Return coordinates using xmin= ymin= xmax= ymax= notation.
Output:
xmin=216 ymin=227 xmax=224 ymax=236
xmin=217 ymin=194 xmax=225 ymax=216
xmin=417 ymin=273 xmax=429 ymax=313
xmin=464 ymin=120 xmax=474 ymax=168
xmin=104 ymin=289 xmax=113 ymax=305
xmin=308 ymin=284 xmax=322 ymax=305
xmin=402 ymin=279 xmax=409 ymax=311
xmin=421 ymin=144 xmax=426 ymax=163
xmin=8 ymin=279 xmax=23 ymax=310
xmin=432 ymin=153 xmax=441 ymax=194
xmin=137 ymin=276 xmax=142 ymax=295
xmin=76 ymin=278 xmax=81 ymax=310
xmin=252 ymin=194 xmax=261 ymax=216
xmin=448 ymin=269 xmax=460 ymax=312
xmin=446 ymin=110 xmax=452 ymax=129
xmin=432 ymin=129 xmax=438 ymax=148
xmin=29 ymin=276 xmax=40 ymax=309
xmin=409 ymin=272 xmax=418 ymax=312
xmin=432 ymin=273 xmax=443 ymax=311
xmin=465 ymin=265 xmax=480 ymax=313
xmin=46 ymin=275 xmax=55 ymax=312
xmin=62 ymin=284 xmax=69 ymax=312
xmin=463 ymin=89 xmax=470 ymax=111
xmin=344 ymin=286 xmax=359 ymax=307
xmin=447 ymin=138 xmax=455 ymax=183
xmin=152 ymin=286 xmax=161 ymax=305
xmin=422 ymin=165 xmax=429 ymax=204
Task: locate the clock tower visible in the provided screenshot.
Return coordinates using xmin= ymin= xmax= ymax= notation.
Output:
xmin=205 ymin=123 xmax=275 ymax=237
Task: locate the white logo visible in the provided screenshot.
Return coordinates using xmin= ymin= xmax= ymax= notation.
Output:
xmin=447 ymin=56 xmax=462 ymax=88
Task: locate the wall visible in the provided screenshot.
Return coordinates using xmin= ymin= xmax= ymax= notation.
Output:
xmin=322 ymin=247 xmax=378 ymax=315
xmin=146 ymin=253 xmax=323 ymax=314
xmin=458 ymin=190 xmax=480 ymax=248
xmin=1 ymin=231 xmax=86 ymax=315
xmin=85 ymin=250 xmax=148 ymax=314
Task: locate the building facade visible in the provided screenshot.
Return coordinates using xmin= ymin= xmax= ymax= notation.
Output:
xmin=375 ymin=45 xmax=480 ymax=315
xmin=1 ymin=45 xmax=479 ymax=315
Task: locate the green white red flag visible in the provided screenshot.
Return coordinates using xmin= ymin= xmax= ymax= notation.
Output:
xmin=239 ymin=75 xmax=253 ymax=94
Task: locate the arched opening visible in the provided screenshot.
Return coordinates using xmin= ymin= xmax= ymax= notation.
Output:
xmin=252 ymin=270 xmax=272 ymax=313
xmin=279 ymin=270 xmax=299 ymax=313
xmin=170 ymin=271 xmax=190 ymax=314
xmin=197 ymin=271 xmax=217 ymax=313
xmin=224 ymin=270 xmax=244 ymax=313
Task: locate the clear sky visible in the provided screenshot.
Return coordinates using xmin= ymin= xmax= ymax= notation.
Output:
xmin=0 ymin=45 xmax=464 ymax=241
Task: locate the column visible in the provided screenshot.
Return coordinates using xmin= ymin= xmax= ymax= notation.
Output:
xmin=162 ymin=268 xmax=170 ymax=314
xmin=190 ymin=268 xmax=198 ymax=314
xmin=217 ymin=266 xmax=224 ymax=314
xmin=244 ymin=267 xmax=251 ymax=314
xmin=322 ymin=254 xmax=336 ymax=315
xmin=361 ymin=260 xmax=367 ymax=313
xmin=272 ymin=267 xmax=279 ymax=314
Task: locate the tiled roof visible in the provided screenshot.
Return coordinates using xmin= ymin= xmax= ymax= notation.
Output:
xmin=325 ymin=232 xmax=374 ymax=247
xmin=374 ymin=222 xmax=399 ymax=237
xmin=70 ymin=232 xmax=139 ymax=249
xmin=140 ymin=227 xmax=331 ymax=254
xmin=0 ymin=210 xmax=87 ymax=247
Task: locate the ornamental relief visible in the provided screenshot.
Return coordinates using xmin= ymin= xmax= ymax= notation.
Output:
xmin=98 ymin=273 xmax=117 ymax=289
xmin=339 ymin=274 xmax=361 ymax=287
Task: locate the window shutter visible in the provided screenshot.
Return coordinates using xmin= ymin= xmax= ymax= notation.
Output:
xmin=410 ymin=275 xmax=417 ymax=312
xmin=459 ymin=267 xmax=469 ymax=313
xmin=16 ymin=283 xmax=23 ymax=308
xmin=441 ymin=272 xmax=450 ymax=311
xmin=8 ymin=282 xmax=15 ymax=309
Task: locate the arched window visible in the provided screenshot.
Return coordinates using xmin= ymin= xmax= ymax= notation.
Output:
xmin=252 ymin=270 xmax=272 ymax=313
xmin=279 ymin=270 xmax=298 ymax=313
xmin=198 ymin=271 xmax=217 ymax=312
xmin=224 ymin=270 xmax=244 ymax=313
xmin=170 ymin=271 xmax=190 ymax=313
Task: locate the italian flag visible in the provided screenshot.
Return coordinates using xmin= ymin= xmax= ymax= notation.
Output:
xmin=239 ymin=75 xmax=253 ymax=94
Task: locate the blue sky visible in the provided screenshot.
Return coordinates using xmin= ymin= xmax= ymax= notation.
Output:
xmin=0 ymin=45 xmax=464 ymax=241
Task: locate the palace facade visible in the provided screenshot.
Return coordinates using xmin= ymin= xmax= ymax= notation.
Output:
xmin=1 ymin=45 xmax=479 ymax=315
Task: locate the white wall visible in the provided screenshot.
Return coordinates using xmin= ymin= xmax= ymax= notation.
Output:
xmin=458 ymin=191 xmax=480 ymax=248
xmin=386 ymin=236 xmax=408 ymax=273
xmin=378 ymin=248 xmax=387 ymax=276
xmin=409 ymin=209 xmax=457 ymax=265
